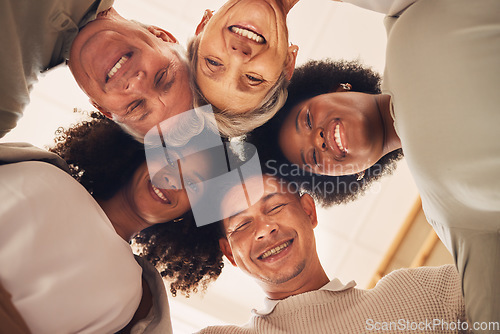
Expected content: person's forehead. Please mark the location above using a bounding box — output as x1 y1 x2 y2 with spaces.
221 175 291 216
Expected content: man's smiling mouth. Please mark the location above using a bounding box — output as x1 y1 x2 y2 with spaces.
106 53 131 82
259 240 292 260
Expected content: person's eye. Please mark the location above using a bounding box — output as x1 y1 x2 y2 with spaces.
307 148 319 168
246 74 264 86
155 68 167 87
312 150 319 167
205 58 222 71
268 203 286 215
207 58 221 66
234 220 251 232
127 100 144 115
305 109 312 129
155 67 175 93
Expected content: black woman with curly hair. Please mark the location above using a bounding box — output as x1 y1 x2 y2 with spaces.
0 112 224 333
50 112 225 297
246 59 403 207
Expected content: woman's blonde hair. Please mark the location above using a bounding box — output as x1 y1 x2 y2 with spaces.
187 35 290 138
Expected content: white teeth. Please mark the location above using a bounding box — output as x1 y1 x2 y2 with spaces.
334 124 346 152
230 26 265 43
260 241 291 259
151 184 168 202
107 55 129 80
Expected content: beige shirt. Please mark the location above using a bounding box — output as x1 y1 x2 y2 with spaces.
197 265 466 334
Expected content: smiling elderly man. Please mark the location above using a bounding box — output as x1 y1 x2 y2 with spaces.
197 173 468 334
0 0 192 138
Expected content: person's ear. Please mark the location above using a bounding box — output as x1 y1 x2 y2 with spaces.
332 83 352 93
147 26 178 43
98 7 118 20
219 237 237 267
299 193 318 229
284 44 299 80
196 10 214 35
90 100 113 119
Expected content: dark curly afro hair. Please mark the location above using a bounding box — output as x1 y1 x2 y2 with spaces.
50 112 224 297
246 59 403 206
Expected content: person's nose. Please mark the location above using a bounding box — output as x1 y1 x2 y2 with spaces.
124 71 147 93
153 169 182 191
255 218 279 241
228 39 252 60
313 128 328 152
163 174 180 190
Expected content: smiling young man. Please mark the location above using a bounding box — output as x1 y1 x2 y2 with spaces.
197 173 467 334
0 0 191 138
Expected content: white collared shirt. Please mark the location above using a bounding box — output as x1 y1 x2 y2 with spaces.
253 278 357 316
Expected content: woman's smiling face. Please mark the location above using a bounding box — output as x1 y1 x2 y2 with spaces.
195 0 296 113
123 144 217 226
124 162 191 225
278 92 387 176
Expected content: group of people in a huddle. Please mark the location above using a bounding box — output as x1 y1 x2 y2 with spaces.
1 0 498 333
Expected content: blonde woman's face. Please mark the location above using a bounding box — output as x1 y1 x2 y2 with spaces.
196 0 296 113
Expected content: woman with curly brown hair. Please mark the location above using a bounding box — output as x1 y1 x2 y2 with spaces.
0 113 224 333
246 59 403 207
50 112 225 295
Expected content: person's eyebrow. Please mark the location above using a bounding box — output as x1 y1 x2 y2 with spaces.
295 107 302 134
227 192 279 222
